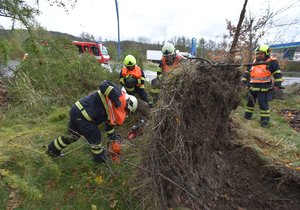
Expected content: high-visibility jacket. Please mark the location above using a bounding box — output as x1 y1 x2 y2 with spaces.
161 54 183 71
241 57 283 92
249 58 272 83
120 65 145 88
104 90 127 126
77 80 127 126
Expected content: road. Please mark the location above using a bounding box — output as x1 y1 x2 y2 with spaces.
144 70 157 82
0 60 20 77
283 77 300 86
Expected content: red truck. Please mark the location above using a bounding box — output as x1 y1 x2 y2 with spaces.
72 41 110 67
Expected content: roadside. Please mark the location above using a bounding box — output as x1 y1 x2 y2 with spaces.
0 60 20 77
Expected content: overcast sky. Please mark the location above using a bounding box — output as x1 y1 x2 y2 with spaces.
2 0 300 44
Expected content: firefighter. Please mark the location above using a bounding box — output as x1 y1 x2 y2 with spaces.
47 80 138 163
157 42 184 77
120 54 149 103
242 45 283 127
151 43 185 89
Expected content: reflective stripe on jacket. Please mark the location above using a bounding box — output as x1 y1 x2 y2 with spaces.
250 58 272 83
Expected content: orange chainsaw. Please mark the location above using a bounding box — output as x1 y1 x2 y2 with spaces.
107 134 123 162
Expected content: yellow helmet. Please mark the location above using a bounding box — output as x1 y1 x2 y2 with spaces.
255 45 270 56
124 55 136 67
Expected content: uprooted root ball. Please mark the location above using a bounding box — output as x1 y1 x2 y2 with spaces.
136 61 240 209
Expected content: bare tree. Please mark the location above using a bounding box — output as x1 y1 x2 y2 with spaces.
225 0 300 62
137 36 150 44
80 32 95 41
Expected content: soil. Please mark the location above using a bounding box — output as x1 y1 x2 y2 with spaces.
280 109 300 132
135 60 300 210
0 84 7 106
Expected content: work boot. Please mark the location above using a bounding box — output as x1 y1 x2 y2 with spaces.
93 151 110 164
260 120 269 128
47 143 63 157
244 115 252 120
47 149 63 158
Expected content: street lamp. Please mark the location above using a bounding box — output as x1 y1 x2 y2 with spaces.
115 0 121 61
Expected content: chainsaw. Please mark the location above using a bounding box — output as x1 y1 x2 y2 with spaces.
107 134 123 163
127 117 146 140
107 118 147 162
108 140 122 162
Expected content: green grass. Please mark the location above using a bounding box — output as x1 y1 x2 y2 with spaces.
233 94 300 167
0 105 142 209
143 61 160 72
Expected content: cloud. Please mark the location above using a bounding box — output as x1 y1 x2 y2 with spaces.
1 0 299 43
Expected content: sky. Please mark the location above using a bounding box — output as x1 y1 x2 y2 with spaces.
2 0 300 44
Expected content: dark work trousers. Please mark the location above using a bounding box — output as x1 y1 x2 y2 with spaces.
127 86 149 103
68 105 102 145
244 91 271 123
48 105 105 161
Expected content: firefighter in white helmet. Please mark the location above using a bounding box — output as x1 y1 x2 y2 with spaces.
157 42 184 77
47 80 138 163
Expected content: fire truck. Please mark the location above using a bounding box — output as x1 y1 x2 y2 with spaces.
72 41 110 67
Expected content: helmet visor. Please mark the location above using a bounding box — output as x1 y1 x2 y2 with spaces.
126 99 132 113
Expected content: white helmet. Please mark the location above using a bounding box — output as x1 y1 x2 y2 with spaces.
162 42 175 56
125 94 138 112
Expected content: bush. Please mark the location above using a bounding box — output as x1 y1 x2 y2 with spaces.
285 61 300 72
8 36 118 106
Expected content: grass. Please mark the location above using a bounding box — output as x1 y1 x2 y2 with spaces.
0 104 142 209
282 71 300 77
143 61 160 72
233 94 300 168
0 91 300 209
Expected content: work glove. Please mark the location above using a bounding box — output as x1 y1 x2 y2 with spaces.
241 79 248 86
274 82 283 89
151 77 161 88
241 80 250 90
125 76 137 88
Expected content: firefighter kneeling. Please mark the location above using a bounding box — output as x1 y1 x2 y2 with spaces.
47 80 138 163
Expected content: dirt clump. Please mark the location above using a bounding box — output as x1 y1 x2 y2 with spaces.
135 60 300 210
280 109 300 132
0 84 8 106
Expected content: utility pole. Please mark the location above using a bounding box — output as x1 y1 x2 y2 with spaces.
115 0 121 61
